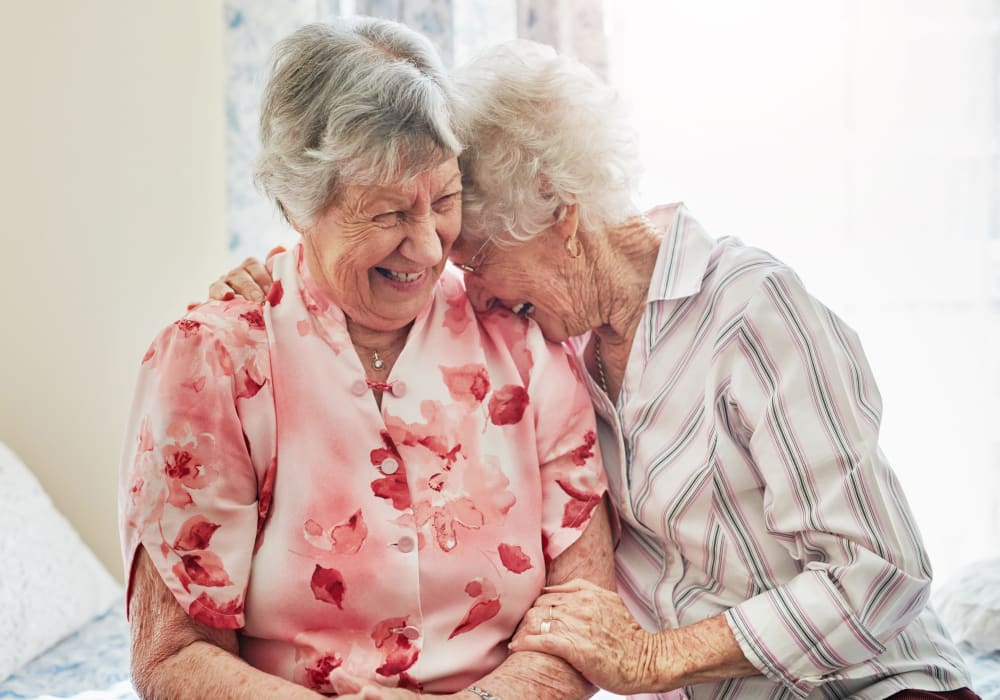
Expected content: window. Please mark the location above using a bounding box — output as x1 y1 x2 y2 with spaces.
225 0 1000 587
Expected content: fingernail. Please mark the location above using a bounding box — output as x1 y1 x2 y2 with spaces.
223 292 235 301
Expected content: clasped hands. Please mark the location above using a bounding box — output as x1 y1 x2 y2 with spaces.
509 578 664 696
323 579 664 698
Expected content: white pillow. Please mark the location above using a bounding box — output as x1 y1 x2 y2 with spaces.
0 441 122 683
933 558 1000 653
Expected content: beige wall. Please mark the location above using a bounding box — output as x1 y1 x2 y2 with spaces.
0 1 228 581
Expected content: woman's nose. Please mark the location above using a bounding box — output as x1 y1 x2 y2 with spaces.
402 215 443 267
463 275 497 313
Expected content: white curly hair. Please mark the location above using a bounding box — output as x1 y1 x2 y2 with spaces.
452 39 641 246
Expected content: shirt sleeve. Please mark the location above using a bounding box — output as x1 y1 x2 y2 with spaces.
118 307 272 629
524 325 608 562
721 267 934 697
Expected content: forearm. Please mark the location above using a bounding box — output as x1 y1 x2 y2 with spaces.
135 640 323 700
436 650 594 700
639 614 757 693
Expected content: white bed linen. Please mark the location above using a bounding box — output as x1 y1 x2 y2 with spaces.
0 442 121 684
0 596 135 699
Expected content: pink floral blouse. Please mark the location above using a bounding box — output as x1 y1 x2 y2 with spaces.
119 245 606 694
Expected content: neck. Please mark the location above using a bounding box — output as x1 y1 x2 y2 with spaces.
347 321 411 354
587 215 662 351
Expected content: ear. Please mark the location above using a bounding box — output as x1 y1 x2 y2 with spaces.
552 201 579 242
278 201 306 235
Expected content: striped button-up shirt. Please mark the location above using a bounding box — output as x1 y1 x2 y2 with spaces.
570 205 970 699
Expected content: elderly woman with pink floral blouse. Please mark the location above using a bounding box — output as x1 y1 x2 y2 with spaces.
118 19 612 700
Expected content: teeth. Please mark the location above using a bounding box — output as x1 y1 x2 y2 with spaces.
512 302 534 317
383 269 423 283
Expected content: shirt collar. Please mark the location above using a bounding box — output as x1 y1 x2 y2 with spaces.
645 203 716 303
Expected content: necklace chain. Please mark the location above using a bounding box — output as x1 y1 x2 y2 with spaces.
593 337 610 396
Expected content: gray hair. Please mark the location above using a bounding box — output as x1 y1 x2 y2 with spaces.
254 18 461 228
452 40 640 246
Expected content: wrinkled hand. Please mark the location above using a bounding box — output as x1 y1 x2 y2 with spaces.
508 578 660 695
208 246 282 302
326 668 422 699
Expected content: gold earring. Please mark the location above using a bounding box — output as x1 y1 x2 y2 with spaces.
564 236 582 259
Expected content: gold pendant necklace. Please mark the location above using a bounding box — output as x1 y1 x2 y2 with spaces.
371 349 385 371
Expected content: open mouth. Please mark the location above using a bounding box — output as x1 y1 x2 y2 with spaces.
376 268 425 284
512 302 534 318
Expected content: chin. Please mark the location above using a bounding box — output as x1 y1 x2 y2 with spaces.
533 321 567 344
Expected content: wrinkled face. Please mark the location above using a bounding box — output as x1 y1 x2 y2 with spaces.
301 158 462 332
450 229 581 343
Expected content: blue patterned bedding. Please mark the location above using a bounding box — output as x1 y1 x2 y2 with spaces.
0 599 995 699
0 597 136 700
965 644 1000 700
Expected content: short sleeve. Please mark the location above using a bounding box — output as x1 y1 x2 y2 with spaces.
525 325 608 562
119 307 272 629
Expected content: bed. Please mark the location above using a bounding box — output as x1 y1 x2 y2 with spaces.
1 439 996 699
0 442 136 700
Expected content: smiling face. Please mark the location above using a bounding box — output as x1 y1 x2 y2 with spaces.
300 158 463 333
451 220 591 344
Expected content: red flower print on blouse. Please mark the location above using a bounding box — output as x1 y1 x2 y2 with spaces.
371 472 410 511
413 497 483 552
488 385 529 426
266 279 284 306
302 509 368 555
557 471 602 529
442 278 472 336
310 564 346 608
304 653 343 690
498 543 533 573
440 364 490 404
383 404 516 552
482 311 534 381
450 578 501 639
370 432 411 510
569 429 597 466
172 515 220 551
174 319 201 338
172 550 233 591
161 433 220 509
239 309 264 329
188 592 243 629
372 617 420 676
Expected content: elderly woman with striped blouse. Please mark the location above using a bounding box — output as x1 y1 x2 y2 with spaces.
217 40 978 700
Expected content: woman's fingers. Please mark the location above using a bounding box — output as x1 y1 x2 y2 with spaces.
511 629 577 656
222 266 266 302
514 584 657 694
208 278 236 301
207 256 274 302
241 257 273 295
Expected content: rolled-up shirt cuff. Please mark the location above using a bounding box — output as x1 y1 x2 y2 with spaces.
724 569 886 697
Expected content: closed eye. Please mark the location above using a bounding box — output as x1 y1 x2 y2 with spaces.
433 191 461 213
373 211 405 226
